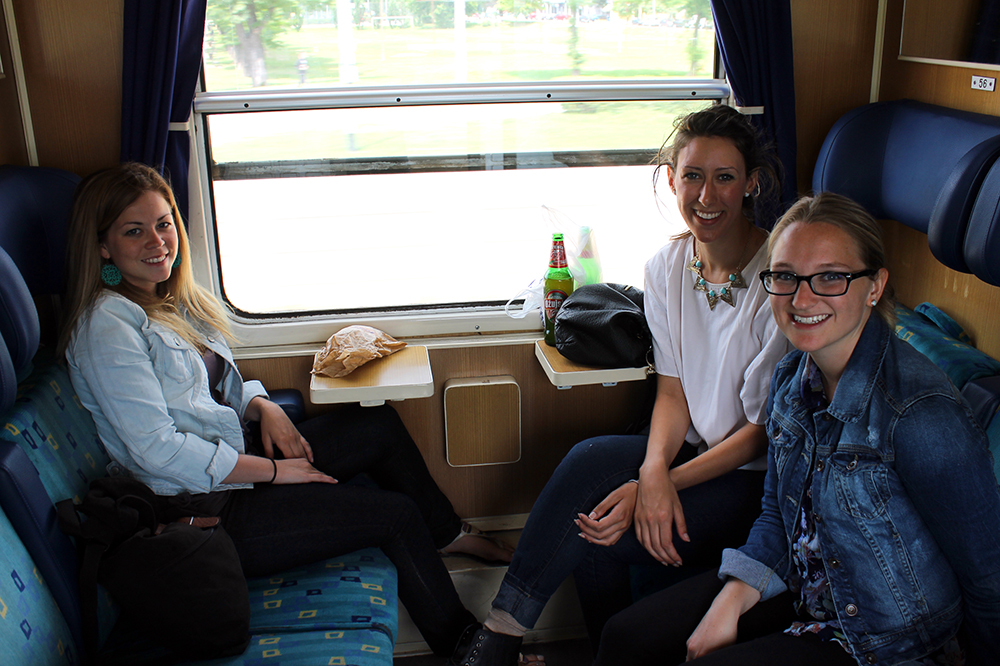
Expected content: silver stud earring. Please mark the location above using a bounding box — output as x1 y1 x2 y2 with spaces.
871 300 877 307
744 192 751 198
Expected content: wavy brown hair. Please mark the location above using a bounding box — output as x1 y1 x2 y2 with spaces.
653 103 780 227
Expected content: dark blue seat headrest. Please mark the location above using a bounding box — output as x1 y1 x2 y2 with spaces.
813 100 1000 272
0 330 15 414
0 245 39 380
964 158 1000 286
0 165 80 295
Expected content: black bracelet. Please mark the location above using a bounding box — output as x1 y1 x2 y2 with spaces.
268 458 278 483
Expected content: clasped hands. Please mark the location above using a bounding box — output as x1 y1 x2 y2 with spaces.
574 468 689 566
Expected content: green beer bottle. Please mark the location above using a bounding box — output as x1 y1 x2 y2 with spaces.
543 233 574 346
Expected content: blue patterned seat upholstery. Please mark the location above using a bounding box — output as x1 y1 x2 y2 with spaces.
205 627 394 666
1 350 111 505
0 506 78 665
893 303 1000 390
248 549 397 640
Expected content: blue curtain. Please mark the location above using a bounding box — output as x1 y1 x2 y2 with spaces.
120 0 208 221
711 0 798 229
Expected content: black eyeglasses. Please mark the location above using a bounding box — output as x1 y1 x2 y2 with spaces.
758 269 877 297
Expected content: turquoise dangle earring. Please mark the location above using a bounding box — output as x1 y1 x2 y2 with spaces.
101 263 122 286
172 253 181 268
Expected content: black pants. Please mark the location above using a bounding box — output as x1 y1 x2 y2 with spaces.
594 569 856 666
219 404 475 656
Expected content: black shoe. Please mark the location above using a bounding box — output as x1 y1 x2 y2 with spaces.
449 626 523 666
447 623 481 665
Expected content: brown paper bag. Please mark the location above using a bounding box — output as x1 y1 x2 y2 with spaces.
311 325 406 378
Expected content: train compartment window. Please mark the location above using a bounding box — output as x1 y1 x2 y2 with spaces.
194 3 726 327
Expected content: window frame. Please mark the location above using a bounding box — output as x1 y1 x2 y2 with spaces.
190 75 731 350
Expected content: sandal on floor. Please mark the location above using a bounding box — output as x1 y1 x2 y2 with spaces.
439 522 515 565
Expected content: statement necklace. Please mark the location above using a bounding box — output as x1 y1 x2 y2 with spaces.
686 232 754 310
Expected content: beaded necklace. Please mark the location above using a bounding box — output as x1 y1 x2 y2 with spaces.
685 229 755 310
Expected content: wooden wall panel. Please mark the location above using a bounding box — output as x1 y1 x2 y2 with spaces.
238 344 648 519
12 0 121 175
0 5 28 165
880 0 1000 116
790 0 880 196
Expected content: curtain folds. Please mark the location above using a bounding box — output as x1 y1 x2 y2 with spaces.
120 0 207 220
711 0 798 229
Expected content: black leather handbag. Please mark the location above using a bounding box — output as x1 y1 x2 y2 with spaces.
554 283 652 368
57 477 250 661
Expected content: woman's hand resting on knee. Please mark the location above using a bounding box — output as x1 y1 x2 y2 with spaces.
224 453 337 485
273 458 337 485
575 481 639 546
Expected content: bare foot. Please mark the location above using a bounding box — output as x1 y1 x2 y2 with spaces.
520 653 545 664
441 526 515 563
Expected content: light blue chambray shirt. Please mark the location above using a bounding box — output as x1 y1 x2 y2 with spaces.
66 292 268 496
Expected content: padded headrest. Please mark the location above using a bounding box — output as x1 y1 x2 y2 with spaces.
0 330 14 414
963 157 1000 286
813 100 1000 272
0 165 80 295
0 245 40 379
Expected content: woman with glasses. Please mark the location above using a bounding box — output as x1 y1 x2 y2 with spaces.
453 104 791 665
595 192 1000 665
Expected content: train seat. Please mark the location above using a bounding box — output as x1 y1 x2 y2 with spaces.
813 99 1000 272
0 166 397 664
0 492 78 665
963 154 1000 286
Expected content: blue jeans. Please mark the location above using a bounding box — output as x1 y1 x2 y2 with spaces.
219 404 475 657
493 435 765 645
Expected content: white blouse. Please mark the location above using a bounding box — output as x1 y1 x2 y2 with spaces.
644 235 790 470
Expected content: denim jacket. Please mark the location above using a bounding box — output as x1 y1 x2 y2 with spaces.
719 316 1000 666
66 292 267 495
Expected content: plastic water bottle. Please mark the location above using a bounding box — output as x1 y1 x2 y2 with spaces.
576 226 603 287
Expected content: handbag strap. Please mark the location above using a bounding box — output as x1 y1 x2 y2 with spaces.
56 498 108 665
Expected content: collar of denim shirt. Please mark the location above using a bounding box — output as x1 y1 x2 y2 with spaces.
817 315 891 425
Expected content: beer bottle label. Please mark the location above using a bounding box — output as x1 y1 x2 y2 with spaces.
544 289 568 321
549 243 567 268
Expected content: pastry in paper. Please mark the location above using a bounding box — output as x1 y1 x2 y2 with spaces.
311 325 406 378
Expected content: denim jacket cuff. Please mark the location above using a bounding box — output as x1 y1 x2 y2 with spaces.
239 380 269 419
719 548 788 601
207 440 241 490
